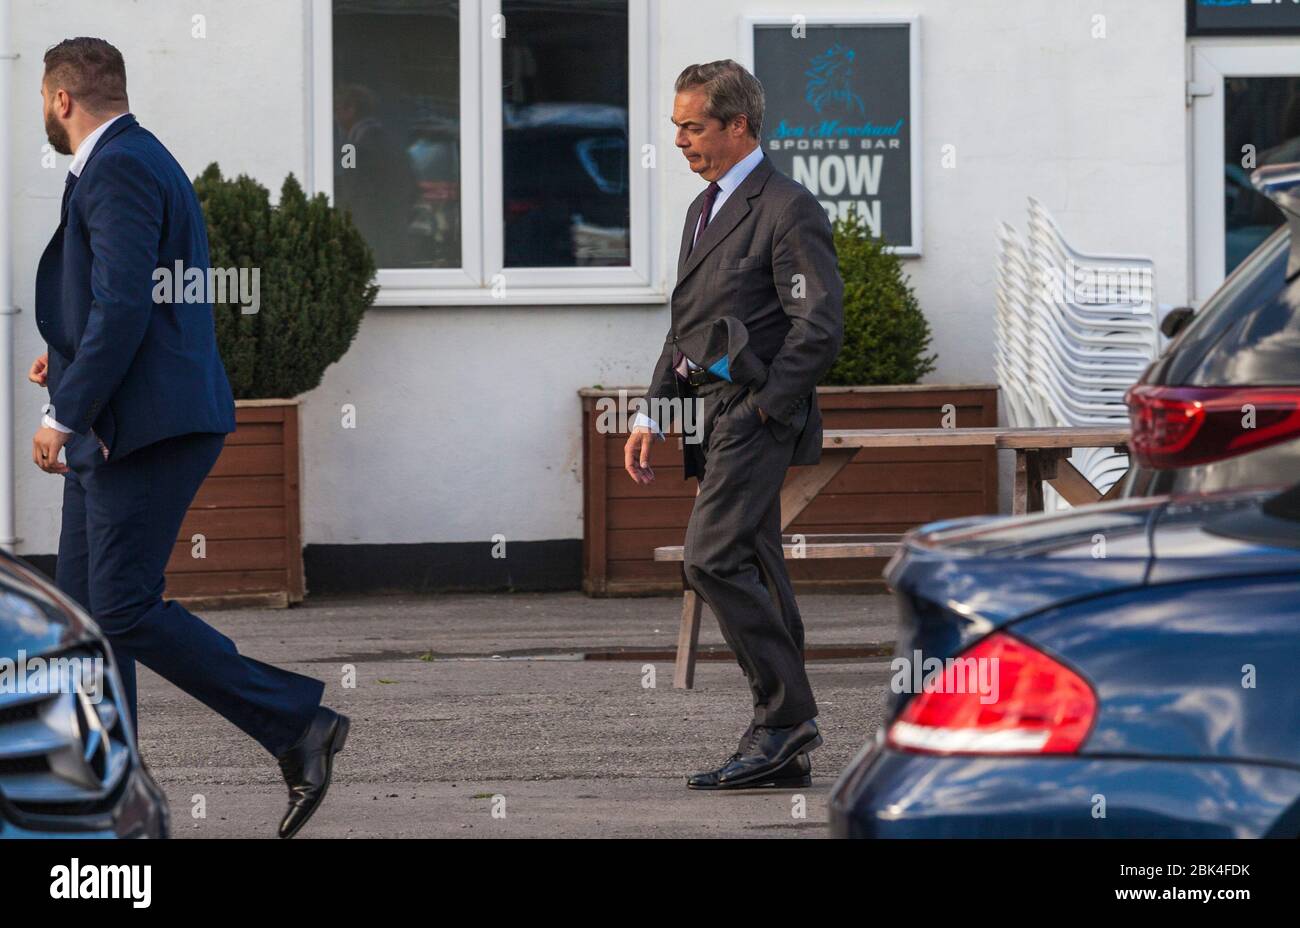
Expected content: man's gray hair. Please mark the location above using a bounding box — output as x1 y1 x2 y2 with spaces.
675 59 764 138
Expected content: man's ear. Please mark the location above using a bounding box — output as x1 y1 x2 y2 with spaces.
50 87 72 118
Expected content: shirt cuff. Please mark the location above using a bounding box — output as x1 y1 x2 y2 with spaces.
631 411 665 440
42 414 73 433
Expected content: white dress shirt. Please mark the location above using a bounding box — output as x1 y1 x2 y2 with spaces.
633 145 766 439
42 113 129 436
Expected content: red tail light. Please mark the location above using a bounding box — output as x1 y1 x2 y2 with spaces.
886 632 1096 755
1125 384 1300 469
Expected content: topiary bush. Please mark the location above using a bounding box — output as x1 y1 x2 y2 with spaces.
822 205 937 385
193 163 379 399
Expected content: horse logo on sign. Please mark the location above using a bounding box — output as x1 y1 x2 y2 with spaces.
804 44 866 116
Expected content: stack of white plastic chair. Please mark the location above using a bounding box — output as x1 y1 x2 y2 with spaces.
995 199 1162 510
994 224 1041 428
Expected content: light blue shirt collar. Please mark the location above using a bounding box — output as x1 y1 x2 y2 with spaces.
714 145 765 197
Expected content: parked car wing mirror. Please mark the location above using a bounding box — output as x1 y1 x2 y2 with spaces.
1160 306 1195 339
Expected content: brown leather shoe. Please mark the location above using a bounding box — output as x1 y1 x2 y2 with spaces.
275 707 349 839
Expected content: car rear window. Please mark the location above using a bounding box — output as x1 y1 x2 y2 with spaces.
1156 226 1300 386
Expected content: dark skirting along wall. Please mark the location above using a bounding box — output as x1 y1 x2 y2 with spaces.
20 539 583 600
301 540 583 594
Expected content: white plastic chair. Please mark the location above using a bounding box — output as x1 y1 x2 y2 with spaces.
996 200 1154 510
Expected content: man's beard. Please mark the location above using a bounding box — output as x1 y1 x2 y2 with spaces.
45 108 72 156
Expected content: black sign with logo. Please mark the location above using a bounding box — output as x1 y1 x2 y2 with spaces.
1188 0 1300 36
749 18 920 253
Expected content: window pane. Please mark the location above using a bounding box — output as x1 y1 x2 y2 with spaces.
1222 76 1300 274
333 0 461 269
502 0 630 268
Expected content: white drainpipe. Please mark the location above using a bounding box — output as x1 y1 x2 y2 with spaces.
0 8 18 554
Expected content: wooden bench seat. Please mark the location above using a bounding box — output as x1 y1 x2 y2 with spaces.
654 533 902 562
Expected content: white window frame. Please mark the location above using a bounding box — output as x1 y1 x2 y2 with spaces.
737 14 923 257
309 0 660 306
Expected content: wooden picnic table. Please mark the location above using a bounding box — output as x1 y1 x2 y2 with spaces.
816 426 1132 515
659 425 1131 688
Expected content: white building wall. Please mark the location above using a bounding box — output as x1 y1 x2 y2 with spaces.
7 0 1189 556
9 0 311 555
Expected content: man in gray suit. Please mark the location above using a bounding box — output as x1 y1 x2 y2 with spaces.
625 60 844 789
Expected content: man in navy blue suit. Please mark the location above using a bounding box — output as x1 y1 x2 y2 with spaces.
29 37 348 839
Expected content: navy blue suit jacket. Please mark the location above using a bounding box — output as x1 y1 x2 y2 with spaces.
35 114 236 462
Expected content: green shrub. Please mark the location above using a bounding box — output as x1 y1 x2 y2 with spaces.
193 163 379 399
823 206 937 385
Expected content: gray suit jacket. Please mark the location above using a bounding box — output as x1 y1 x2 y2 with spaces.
643 154 844 477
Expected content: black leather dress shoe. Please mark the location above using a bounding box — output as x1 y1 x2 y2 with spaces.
275 706 350 839
714 719 822 788
687 750 811 790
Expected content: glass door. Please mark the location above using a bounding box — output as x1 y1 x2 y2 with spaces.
1190 44 1300 302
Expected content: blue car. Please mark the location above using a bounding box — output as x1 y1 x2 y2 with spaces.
0 551 168 838
829 483 1300 838
830 160 1300 839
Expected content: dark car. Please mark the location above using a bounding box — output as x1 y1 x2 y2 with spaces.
0 551 168 838
829 484 1300 838
503 102 629 267
1125 163 1300 496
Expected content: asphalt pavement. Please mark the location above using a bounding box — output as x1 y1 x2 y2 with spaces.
138 590 898 838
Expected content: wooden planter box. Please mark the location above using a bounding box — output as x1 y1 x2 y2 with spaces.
165 399 305 609
581 384 1000 596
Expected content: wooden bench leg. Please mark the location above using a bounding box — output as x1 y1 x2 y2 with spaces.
779 448 856 530
1013 450 1028 515
1013 449 1045 515
670 449 854 691
673 589 704 689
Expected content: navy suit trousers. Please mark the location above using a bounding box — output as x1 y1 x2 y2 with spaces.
54 430 324 757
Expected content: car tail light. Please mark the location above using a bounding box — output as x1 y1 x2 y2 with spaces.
886 632 1096 755
1126 384 1300 469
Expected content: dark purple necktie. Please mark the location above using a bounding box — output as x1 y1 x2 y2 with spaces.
691 181 722 253
674 181 724 378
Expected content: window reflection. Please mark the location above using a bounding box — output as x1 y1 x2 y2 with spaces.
1223 76 1300 274
333 0 461 269
502 0 630 268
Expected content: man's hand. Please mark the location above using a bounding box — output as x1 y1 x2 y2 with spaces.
32 426 70 474
28 353 48 386
624 427 656 485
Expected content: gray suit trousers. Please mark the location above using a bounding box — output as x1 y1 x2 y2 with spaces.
682 379 818 727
